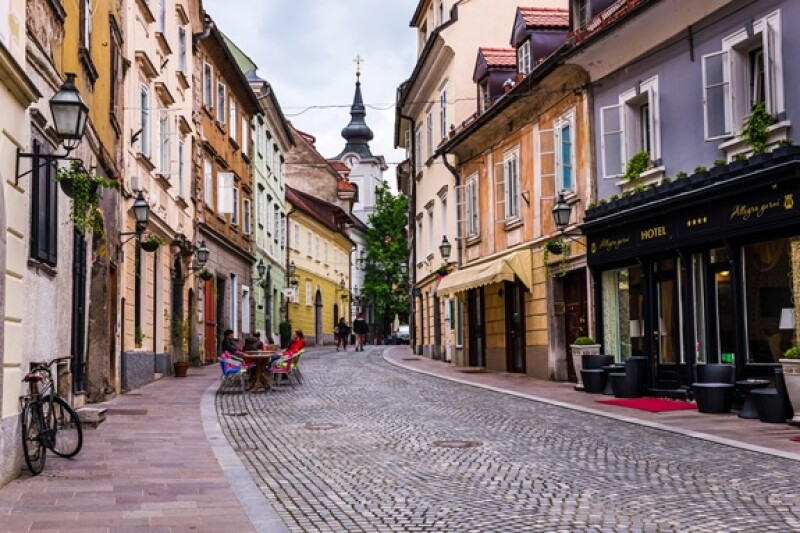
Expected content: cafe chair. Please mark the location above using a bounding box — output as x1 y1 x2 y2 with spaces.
752 368 794 423
291 349 306 385
269 354 298 388
219 355 249 393
691 364 735 414
609 356 648 398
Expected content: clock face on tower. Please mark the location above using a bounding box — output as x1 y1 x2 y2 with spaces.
347 156 358 167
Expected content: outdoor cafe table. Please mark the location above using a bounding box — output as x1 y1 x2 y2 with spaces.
245 350 277 392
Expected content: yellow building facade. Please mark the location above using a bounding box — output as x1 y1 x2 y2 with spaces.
287 187 353 346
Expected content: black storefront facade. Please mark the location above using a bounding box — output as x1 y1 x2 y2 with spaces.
582 148 800 395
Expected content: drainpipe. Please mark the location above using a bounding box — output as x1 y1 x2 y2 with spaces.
440 151 461 363
399 113 418 354
285 204 296 332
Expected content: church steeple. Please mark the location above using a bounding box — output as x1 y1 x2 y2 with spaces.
336 56 374 159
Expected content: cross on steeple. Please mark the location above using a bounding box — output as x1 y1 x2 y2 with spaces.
354 54 364 81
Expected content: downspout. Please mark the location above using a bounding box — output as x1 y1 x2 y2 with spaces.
440 152 461 363
285 204 296 331
399 113 418 354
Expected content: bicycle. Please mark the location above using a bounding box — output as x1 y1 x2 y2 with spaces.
20 356 83 475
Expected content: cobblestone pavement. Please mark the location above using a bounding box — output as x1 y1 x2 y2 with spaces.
217 347 800 532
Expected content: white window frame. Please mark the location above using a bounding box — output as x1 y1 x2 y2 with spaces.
555 112 576 193
415 126 423 172
305 281 312 306
229 99 237 142
503 149 521 221
203 63 213 108
702 10 784 141
82 0 92 49
231 187 240 226
465 173 479 238
204 159 213 206
439 85 448 140
178 27 187 74
177 140 185 198
306 230 312 256
426 108 434 160
242 116 249 157
159 108 170 177
140 84 151 158
518 40 532 76
217 82 226 124
273 205 280 242
243 198 252 236
257 187 266 227
293 223 300 250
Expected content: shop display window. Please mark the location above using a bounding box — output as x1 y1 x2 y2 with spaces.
602 266 644 362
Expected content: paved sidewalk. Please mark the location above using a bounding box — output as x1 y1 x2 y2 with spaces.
0 366 265 533
385 347 800 460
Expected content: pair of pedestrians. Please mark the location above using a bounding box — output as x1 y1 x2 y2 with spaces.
336 314 369 351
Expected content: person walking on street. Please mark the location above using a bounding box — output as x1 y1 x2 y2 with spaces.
353 313 368 352
336 317 351 352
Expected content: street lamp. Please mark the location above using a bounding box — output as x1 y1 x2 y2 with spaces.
552 193 572 231
120 191 151 243
289 261 297 277
196 241 210 266
15 73 90 185
257 259 268 279
49 73 90 153
439 236 452 262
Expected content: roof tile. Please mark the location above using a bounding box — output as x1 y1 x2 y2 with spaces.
480 47 517 69
519 7 569 28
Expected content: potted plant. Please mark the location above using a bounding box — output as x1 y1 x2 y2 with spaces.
436 265 452 278
140 234 164 253
198 269 215 282
570 336 601 390
780 346 800 426
134 327 145 349
55 160 119 234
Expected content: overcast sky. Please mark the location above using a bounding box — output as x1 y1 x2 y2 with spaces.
204 0 417 176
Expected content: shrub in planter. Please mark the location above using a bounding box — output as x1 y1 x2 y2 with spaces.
198 269 215 282
140 235 164 252
781 346 800 426
570 337 601 390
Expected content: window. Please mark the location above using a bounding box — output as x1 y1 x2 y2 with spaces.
517 40 532 76
243 199 251 236
265 138 273 171
217 82 226 124
81 0 92 49
256 121 264 156
307 230 312 256
555 113 575 192
229 99 237 142
440 193 448 240
702 10 783 140
273 205 280 242
503 150 521 221
204 159 213 205
203 63 213 108
177 140 185 198
257 187 265 227
460 173 479 238
140 85 151 157
157 0 165 34
426 108 434 160
439 86 448 139
242 117 249 157
573 0 589 30
479 80 490 113
266 194 273 234
437 0 447 26
324 241 329 264
109 25 122 124
231 187 240 226
159 109 170 176
415 126 422 171
217 172 234 213
178 28 187 74
230 274 238 337
305 281 312 306
294 223 300 249
427 207 434 255
417 218 423 260
602 266 645 362
315 236 320 260
280 215 286 249
600 76 660 178
30 141 58 266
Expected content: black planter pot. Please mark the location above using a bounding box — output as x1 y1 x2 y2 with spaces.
546 242 564 255
689 171 709 188
59 178 99 199
773 145 800 158
727 159 748 172
709 165 727 179
140 240 160 252
199 271 214 282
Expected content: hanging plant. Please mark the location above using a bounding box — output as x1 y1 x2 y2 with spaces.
198 269 215 282
55 160 119 234
741 101 776 155
140 234 164 253
543 238 570 278
436 264 452 277
622 151 653 185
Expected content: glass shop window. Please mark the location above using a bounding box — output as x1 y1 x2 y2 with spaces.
602 266 645 362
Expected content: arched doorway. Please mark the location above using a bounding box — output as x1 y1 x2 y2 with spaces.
315 289 323 345
333 303 339 328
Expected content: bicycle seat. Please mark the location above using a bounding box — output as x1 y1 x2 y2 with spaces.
23 372 43 383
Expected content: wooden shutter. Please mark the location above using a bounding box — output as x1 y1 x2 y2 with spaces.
455 183 466 240
46 158 58 264
539 128 555 194
701 51 731 140
494 159 505 224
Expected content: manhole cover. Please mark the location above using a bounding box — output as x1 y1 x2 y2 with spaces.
402 358 421 361
305 423 341 431
106 408 148 416
225 412 248 417
433 440 482 449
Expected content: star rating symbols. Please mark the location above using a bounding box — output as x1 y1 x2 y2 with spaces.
686 216 708 228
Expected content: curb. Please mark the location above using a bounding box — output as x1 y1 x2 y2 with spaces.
201 379 290 533
383 350 800 463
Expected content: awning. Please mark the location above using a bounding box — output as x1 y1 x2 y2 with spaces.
436 249 533 297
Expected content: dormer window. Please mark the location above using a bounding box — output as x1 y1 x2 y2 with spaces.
573 0 590 30
518 41 532 76
479 79 490 113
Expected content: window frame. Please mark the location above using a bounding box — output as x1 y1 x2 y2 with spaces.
217 82 226 124
30 141 58 266
517 40 532 76
503 148 521 221
554 112 576 193
140 84 151 158
231 187 240 226
203 63 213 109
439 85 448 140
465 173 479 238
204 158 213 206
243 198 251 236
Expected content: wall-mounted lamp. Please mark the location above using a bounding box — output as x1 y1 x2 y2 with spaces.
257 259 269 279
16 73 89 186
120 191 151 244
439 235 452 262
550 192 586 252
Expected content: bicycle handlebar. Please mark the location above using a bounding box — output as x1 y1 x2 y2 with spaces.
29 356 73 374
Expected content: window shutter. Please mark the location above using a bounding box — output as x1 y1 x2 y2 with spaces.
455 183 466 240
702 51 731 140
763 18 777 115
539 128 555 191
495 160 505 224
600 104 623 178
217 172 234 213
47 159 58 264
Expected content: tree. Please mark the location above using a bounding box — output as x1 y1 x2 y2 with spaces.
362 182 409 340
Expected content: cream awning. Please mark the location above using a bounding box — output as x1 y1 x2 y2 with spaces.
436 249 533 297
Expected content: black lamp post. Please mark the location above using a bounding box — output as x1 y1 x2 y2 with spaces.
439 235 452 262
552 193 572 231
196 241 210 266
16 72 90 185
257 259 267 279
132 191 150 232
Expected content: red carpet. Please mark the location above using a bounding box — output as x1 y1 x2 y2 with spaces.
597 397 697 413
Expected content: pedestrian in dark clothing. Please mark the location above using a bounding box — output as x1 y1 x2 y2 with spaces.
221 329 242 356
336 317 351 352
353 313 368 351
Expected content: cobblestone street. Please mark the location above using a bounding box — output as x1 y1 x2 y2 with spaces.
217 347 800 532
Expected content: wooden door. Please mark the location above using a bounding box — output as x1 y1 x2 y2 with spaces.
564 270 588 382
467 288 486 367
505 280 527 373
204 280 216 362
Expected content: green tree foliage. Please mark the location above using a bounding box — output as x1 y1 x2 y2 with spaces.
363 183 409 335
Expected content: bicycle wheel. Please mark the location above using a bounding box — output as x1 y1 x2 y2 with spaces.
47 396 83 458
21 402 46 475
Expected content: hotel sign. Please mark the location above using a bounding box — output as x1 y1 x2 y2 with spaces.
587 183 798 265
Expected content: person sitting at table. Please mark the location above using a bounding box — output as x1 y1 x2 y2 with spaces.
269 330 306 368
221 329 243 356
243 331 265 352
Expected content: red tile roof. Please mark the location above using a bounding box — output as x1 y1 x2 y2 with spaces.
285 186 354 243
480 47 517 69
329 161 352 173
519 7 569 28
336 179 356 193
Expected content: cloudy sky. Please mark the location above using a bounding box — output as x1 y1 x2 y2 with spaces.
204 0 417 174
